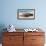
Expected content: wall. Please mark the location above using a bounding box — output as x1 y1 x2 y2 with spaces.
0 0 46 29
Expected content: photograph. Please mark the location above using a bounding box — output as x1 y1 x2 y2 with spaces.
17 9 35 20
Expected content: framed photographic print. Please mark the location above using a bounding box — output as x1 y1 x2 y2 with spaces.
17 9 35 20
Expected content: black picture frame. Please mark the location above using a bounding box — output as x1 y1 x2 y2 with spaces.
17 9 35 20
